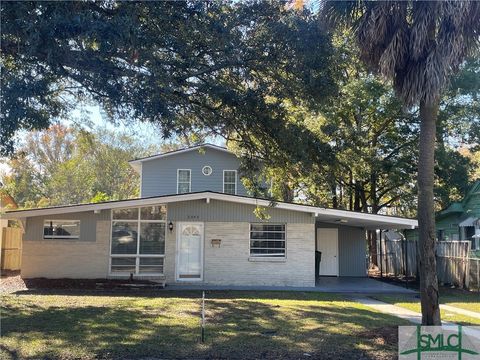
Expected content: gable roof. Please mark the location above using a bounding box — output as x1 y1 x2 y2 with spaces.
129 143 232 172
3 191 418 230
437 180 480 219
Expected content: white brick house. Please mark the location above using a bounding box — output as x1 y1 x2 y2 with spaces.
4 144 417 287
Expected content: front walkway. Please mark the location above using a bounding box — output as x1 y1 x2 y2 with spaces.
352 296 424 324
352 296 454 325
166 277 415 294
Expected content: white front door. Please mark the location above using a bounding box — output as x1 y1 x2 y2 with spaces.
176 222 204 281
316 228 339 276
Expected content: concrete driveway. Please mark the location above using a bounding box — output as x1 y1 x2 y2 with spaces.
315 276 416 294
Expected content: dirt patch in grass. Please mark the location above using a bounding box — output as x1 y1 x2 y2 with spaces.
0 272 27 293
358 326 398 347
1 273 166 294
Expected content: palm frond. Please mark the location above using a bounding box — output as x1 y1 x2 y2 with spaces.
321 0 480 107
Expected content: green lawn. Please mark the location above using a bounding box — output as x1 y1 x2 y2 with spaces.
1 290 410 359
372 291 480 326
438 288 480 313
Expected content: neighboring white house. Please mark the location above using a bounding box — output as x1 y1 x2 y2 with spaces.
4 144 417 287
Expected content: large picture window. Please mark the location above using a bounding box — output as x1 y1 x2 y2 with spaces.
44 220 80 240
177 169 191 193
110 205 166 275
250 224 286 257
223 170 237 195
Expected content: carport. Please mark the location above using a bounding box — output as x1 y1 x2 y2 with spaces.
313 210 417 280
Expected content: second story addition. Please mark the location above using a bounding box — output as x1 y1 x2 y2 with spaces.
129 144 249 198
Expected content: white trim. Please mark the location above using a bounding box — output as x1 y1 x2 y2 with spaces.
5 191 418 229
223 170 237 195
43 219 80 240
249 223 286 258
139 163 143 196
129 144 232 172
202 165 213 176
175 222 204 282
108 205 167 277
177 169 191 194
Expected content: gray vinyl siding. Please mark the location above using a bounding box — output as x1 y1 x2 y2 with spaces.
168 199 314 224
23 199 313 244
24 210 110 242
141 147 249 197
316 222 367 277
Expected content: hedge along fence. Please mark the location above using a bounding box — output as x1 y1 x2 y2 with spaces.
1 227 23 270
376 238 478 291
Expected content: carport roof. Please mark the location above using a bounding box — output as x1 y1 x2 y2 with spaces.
3 191 417 230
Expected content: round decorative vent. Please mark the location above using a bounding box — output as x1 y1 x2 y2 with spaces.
202 166 212 176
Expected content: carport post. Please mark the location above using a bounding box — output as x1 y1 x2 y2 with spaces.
402 231 408 289
379 230 383 278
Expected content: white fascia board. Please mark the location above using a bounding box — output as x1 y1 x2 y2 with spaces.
3 192 212 219
203 193 418 228
4 191 418 228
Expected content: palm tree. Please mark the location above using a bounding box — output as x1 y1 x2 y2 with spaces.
322 1 480 325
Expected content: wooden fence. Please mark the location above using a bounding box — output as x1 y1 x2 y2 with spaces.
376 238 478 290
470 258 480 292
1 227 23 270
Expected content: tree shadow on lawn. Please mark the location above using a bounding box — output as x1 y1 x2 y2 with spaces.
1 291 407 359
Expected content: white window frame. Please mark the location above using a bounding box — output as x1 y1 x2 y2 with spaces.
223 170 237 195
249 223 286 258
109 205 167 276
177 169 191 194
202 165 213 176
43 219 80 240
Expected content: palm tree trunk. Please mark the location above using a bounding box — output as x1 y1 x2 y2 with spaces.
418 100 441 325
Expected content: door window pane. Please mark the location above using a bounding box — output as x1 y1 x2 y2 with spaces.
111 257 136 273
140 223 165 254
111 222 138 254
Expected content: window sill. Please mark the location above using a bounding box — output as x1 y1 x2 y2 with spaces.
248 257 286 263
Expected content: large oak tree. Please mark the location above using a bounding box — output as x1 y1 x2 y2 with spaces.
1 1 335 160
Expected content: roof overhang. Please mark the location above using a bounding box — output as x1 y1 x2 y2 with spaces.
3 191 417 230
459 216 478 227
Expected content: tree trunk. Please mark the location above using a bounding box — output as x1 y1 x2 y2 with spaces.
418 100 441 325
331 181 338 208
